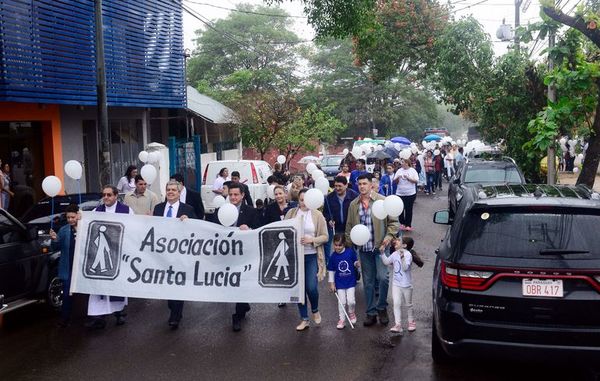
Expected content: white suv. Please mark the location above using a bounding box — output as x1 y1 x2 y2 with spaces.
201 160 273 213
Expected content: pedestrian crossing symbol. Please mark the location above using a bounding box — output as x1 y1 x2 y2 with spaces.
83 221 124 280
259 228 297 288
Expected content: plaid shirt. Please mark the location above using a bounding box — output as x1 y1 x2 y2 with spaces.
358 200 375 252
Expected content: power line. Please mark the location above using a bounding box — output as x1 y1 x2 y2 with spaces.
450 0 492 14
183 0 308 18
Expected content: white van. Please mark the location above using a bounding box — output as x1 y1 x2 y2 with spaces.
201 160 273 213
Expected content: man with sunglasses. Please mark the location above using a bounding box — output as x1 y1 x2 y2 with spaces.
86 185 134 329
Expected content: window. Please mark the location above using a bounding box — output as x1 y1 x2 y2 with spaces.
464 166 522 184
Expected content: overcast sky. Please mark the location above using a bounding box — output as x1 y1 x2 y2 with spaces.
181 0 580 59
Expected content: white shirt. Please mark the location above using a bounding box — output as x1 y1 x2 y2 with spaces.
393 168 418 196
180 187 187 204
381 250 412 287
213 176 226 192
104 202 135 215
297 209 317 255
163 200 180 218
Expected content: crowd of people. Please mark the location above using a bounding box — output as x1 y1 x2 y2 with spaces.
48 142 453 335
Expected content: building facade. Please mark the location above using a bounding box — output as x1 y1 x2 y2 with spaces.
0 0 185 208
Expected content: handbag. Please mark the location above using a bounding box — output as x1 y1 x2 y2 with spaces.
410 249 424 268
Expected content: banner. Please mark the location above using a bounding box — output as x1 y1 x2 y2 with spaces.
70 212 304 303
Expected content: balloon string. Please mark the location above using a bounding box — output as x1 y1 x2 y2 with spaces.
50 196 54 231
77 179 82 205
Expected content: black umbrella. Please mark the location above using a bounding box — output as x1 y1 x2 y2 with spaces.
366 150 392 160
383 147 399 158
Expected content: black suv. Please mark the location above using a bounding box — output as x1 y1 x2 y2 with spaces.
0 208 61 314
448 157 525 220
432 184 600 362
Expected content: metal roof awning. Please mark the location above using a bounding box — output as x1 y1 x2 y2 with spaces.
186 85 237 124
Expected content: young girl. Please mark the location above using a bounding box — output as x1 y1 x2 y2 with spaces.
327 234 359 329
380 236 415 333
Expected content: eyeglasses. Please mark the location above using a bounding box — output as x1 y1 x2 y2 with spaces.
102 193 115 197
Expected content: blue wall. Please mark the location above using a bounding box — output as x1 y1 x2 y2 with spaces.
0 0 185 108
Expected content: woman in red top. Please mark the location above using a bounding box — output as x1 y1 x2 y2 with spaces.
424 151 435 195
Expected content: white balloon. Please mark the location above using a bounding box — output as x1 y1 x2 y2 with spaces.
138 151 149 163
573 167 580 174
153 151 163 163
434 149 441 156
64 160 83 180
218 203 239 226
140 164 157 185
306 162 318 174
342 148 349 155
350 224 370 246
352 146 363 158
277 155 286 164
578 153 584 160
267 184 276 199
146 151 157 163
394 143 401 151
384 195 404 217
376 145 383 151
213 195 226 208
410 147 418 154
400 149 412 160
315 177 330 195
42 176 62 197
304 188 324 210
372 200 387 220
312 169 325 179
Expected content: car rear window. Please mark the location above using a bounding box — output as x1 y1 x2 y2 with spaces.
464 166 522 183
460 210 600 259
323 156 342 166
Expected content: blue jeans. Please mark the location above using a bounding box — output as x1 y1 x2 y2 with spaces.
426 172 435 193
61 278 72 321
323 227 333 265
298 254 319 320
359 249 389 316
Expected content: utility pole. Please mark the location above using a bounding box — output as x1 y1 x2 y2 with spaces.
547 28 557 184
514 0 522 51
95 0 111 187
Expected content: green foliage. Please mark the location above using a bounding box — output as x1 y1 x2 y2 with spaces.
187 4 300 97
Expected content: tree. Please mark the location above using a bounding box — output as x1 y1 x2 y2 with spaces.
301 38 441 141
275 105 346 161
530 2 600 187
187 4 300 102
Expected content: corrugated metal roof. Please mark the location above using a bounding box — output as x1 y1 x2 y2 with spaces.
186 85 237 124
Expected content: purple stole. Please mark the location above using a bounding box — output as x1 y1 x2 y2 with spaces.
95 202 130 214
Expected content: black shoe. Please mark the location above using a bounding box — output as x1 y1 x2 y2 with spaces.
378 309 390 325
116 315 126 326
277 303 286 308
363 315 377 327
85 318 106 330
57 318 70 328
168 320 179 330
232 314 242 332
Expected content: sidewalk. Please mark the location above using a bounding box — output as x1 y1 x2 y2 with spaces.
557 171 600 192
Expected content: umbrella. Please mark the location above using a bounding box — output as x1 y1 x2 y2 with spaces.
424 134 442 142
297 155 321 164
383 147 399 158
391 136 411 145
366 150 392 161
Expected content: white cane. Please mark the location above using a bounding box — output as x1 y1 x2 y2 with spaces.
334 291 355 329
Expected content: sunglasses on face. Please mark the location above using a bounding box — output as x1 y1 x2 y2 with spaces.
102 193 115 197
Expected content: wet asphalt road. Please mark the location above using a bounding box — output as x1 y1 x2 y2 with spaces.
1 191 596 380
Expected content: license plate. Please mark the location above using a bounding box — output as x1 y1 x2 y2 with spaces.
522 279 563 298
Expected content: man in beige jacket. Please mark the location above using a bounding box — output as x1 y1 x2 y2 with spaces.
345 173 399 327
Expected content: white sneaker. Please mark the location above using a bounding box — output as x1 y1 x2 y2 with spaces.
296 320 310 331
390 323 403 333
312 311 322 325
349 312 357 324
336 319 345 329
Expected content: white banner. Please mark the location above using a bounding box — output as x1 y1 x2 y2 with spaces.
70 212 304 304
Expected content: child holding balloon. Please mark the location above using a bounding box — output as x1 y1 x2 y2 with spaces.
380 236 415 334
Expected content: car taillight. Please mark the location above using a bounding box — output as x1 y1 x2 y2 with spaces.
202 165 208 185
250 163 258 184
441 262 459 288
441 262 494 290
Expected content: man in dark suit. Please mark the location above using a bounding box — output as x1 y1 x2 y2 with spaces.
230 171 253 206
153 180 197 330
226 182 259 332
170 173 205 219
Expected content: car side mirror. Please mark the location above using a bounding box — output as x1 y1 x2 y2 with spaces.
433 210 450 225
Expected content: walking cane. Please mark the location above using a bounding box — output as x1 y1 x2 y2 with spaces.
334 291 355 329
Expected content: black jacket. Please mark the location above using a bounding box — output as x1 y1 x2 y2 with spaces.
153 201 197 219
262 201 296 226
182 187 205 219
323 188 359 234
235 203 260 229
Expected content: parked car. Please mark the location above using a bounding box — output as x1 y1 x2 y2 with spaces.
201 160 273 213
321 155 344 184
432 184 600 363
448 157 525 220
0 208 61 314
